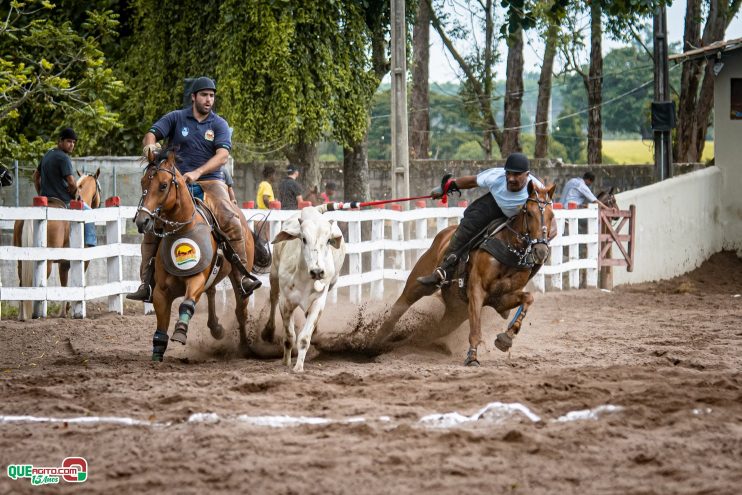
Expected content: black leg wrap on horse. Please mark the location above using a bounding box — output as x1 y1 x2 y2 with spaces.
152 330 169 361
172 299 196 345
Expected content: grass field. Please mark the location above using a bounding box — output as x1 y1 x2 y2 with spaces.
602 140 714 164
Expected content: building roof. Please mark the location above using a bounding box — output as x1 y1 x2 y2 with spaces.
669 36 742 63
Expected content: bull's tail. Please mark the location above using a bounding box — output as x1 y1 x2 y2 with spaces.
19 220 34 320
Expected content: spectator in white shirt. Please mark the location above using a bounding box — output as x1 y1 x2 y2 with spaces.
561 171 607 208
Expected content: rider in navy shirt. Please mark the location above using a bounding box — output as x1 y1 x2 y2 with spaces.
128 77 261 302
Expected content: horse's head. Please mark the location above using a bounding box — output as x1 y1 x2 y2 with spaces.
76 168 101 209
521 181 556 265
597 187 618 209
134 150 184 235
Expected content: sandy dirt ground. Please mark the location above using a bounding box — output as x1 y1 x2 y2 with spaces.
1 252 741 494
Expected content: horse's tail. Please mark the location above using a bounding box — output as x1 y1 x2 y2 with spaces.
20 220 34 320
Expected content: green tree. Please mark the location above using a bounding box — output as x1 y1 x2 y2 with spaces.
0 1 123 165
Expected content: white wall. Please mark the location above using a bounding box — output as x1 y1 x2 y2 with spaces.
714 49 742 252
612 167 723 286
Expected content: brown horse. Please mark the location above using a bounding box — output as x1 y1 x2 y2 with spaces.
133 150 256 361
13 169 101 319
372 181 557 366
597 187 618 209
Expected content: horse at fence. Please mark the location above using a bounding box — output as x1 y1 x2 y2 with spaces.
597 187 618 209
13 169 101 320
371 181 557 366
134 150 262 361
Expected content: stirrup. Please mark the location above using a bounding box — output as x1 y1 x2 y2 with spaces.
417 267 446 287
238 276 262 298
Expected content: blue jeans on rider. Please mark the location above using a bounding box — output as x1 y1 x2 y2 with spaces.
83 203 97 247
188 183 204 201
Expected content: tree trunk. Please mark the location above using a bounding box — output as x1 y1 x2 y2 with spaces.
535 22 558 159
410 0 430 160
343 132 370 202
502 28 524 156
284 140 320 194
676 0 704 162
584 1 603 165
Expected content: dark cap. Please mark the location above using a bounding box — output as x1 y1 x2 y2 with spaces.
59 127 77 141
191 77 217 94
286 164 299 174
325 181 336 190
503 152 529 173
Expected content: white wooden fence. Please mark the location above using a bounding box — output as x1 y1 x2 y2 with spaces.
0 205 598 318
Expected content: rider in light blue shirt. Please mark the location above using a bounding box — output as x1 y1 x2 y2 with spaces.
418 153 556 287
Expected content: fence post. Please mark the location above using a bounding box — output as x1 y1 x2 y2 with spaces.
69 212 86 319
550 215 564 290
348 218 362 303
415 204 427 263
567 215 579 289
586 207 599 288
107 206 124 314
371 217 384 300
32 214 48 317
390 205 405 274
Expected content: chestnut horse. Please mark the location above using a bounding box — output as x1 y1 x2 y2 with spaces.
13 169 101 319
372 181 556 366
134 150 257 361
597 187 618 209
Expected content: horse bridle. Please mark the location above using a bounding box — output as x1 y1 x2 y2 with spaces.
136 158 195 237
505 194 553 264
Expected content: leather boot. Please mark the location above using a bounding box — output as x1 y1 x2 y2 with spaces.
226 238 262 297
127 238 159 302
127 259 155 302
417 253 458 287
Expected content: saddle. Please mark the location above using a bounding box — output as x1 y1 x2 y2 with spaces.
158 199 221 276
450 217 543 302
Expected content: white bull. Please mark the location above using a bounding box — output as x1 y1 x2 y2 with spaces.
263 205 346 372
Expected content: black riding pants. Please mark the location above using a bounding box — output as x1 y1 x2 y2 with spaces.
442 193 505 267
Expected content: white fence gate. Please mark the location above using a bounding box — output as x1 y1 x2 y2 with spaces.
0 205 599 319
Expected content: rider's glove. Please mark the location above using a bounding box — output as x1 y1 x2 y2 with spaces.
142 143 161 160
440 173 460 196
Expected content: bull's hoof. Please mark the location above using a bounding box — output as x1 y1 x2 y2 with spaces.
171 324 188 345
210 324 225 340
495 332 512 352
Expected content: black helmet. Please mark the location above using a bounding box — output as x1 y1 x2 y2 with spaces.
191 77 217 94
503 152 529 173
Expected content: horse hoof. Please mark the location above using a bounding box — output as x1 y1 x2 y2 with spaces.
210 324 225 340
464 358 480 367
152 353 164 362
171 329 187 345
495 333 512 352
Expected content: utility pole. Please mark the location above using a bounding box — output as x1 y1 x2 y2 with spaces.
653 4 673 180
391 0 410 202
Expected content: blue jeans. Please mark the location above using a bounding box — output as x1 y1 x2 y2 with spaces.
83 203 97 247
188 183 204 201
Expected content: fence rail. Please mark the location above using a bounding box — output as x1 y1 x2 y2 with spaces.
0 204 599 318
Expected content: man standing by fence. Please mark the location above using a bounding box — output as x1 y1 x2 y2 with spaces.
278 164 304 210
256 166 275 209
561 172 607 208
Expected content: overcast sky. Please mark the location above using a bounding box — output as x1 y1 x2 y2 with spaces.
426 3 742 83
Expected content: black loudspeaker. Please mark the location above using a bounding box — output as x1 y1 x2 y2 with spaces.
651 101 676 131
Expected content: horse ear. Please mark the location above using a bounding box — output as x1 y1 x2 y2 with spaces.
527 180 535 194
547 183 557 198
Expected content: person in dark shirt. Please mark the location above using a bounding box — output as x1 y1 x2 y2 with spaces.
277 165 304 210
128 77 260 302
33 127 78 204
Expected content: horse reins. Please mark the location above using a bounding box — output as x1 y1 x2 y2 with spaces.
136 158 196 237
